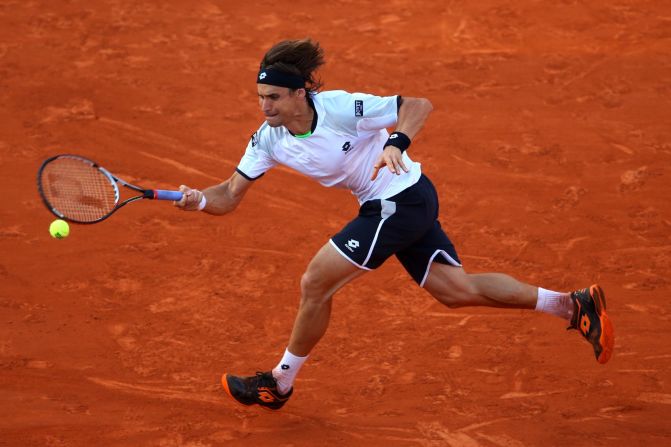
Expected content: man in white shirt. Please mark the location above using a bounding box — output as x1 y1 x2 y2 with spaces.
176 39 614 411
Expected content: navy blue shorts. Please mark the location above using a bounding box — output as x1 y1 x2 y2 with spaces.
330 174 461 286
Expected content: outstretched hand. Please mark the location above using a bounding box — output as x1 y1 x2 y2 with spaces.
371 146 408 181
174 185 204 211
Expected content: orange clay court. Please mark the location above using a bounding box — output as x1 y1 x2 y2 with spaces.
1 1 670 446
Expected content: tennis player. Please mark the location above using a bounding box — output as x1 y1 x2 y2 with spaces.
175 39 614 410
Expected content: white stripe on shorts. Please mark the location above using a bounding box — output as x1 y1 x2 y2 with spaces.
419 249 463 288
362 199 396 267
329 239 373 271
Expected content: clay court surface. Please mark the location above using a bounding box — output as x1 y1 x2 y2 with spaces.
1 0 670 445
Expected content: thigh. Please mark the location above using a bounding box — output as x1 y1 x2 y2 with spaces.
330 198 425 271
330 175 437 271
424 263 526 308
425 262 495 308
329 198 396 270
396 220 462 287
304 241 367 298
423 262 473 302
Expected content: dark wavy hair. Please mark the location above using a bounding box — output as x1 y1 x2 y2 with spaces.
260 39 325 93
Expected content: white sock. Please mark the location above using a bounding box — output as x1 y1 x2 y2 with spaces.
535 288 574 321
272 349 308 395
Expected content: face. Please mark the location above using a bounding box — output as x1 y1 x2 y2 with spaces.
257 84 306 127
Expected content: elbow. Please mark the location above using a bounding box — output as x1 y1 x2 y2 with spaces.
407 97 433 116
401 96 433 116
211 201 238 216
228 197 242 214
421 97 433 114
225 188 248 214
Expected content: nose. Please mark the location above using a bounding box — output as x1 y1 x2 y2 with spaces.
261 98 272 113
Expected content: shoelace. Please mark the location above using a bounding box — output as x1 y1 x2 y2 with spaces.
566 295 581 331
254 371 277 389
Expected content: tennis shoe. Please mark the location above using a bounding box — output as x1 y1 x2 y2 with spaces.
568 284 614 364
221 371 292 410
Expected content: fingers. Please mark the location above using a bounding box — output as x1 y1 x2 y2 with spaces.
388 157 399 175
398 157 409 174
371 163 382 181
174 185 189 207
174 185 202 211
372 147 409 181
388 149 408 175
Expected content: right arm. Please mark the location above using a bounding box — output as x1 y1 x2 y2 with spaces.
175 170 254 215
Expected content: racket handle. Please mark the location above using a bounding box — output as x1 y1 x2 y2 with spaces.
152 190 183 201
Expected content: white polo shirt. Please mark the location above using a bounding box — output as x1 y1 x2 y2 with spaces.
236 90 422 204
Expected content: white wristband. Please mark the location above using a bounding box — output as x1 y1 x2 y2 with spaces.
197 194 207 211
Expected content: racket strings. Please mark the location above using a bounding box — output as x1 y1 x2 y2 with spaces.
40 157 118 222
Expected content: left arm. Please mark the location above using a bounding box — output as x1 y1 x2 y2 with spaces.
371 96 433 180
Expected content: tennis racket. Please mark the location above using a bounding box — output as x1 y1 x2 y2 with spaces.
37 154 183 224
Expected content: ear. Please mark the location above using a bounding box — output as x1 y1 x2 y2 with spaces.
293 88 307 99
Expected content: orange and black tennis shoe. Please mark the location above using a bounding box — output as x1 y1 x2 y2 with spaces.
568 284 614 364
221 371 292 410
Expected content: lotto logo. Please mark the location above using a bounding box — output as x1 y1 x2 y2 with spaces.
346 239 359 252
259 72 267 80
257 391 276 403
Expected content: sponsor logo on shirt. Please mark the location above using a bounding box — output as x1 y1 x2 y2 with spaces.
251 132 258 147
342 141 352 153
354 100 363 117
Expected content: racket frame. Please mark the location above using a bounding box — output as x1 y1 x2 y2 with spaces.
37 154 181 224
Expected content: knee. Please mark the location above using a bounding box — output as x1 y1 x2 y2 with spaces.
439 297 465 309
300 270 330 303
429 276 479 308
435 293 469 308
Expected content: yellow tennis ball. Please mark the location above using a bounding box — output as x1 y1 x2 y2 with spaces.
49 219 70 239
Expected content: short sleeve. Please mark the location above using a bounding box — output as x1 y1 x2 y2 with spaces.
351 92 399 132
236 124 277 180
318 91 399 135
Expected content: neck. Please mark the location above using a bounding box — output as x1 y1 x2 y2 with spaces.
285 99 313 135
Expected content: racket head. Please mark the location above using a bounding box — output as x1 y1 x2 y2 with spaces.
37 154 121 224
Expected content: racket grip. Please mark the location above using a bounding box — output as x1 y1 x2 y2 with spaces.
153 190 183 201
